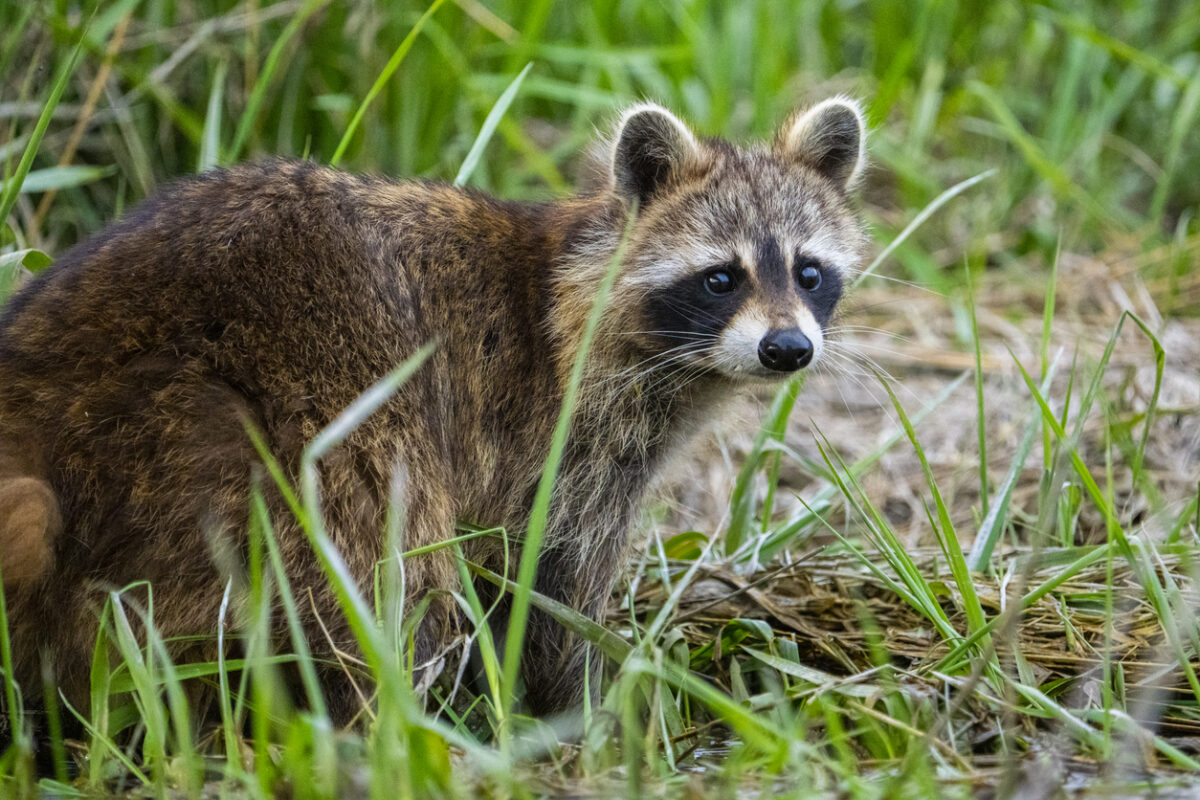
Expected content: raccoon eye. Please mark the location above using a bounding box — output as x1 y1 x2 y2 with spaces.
796 262 823 291
702 268 736 296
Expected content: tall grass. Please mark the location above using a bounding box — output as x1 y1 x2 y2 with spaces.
1 1 1198 797
5 2 1198 266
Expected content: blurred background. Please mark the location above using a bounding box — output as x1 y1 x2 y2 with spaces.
4 1 1198 268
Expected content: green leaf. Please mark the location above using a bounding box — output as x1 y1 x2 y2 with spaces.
3 165 116 195
0 249 52 303
742 647 876 699
857 169 995 284
967 355 1061 571
663 531 708 561
879 377 991 646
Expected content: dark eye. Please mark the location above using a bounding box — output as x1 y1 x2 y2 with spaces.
797 262 823 291
703 268 736 295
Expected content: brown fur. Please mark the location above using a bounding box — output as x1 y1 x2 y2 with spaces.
0 101 868 724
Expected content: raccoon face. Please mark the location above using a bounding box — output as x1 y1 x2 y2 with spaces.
608 98 868 382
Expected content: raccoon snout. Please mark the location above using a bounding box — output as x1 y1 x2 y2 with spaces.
758 329 813 372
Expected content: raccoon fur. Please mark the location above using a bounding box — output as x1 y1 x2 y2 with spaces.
0 98 868 724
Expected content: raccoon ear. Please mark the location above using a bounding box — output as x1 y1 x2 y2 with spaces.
611 103 701 208
779 97 867 190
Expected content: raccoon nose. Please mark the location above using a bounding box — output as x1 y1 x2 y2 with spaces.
758 329 813 372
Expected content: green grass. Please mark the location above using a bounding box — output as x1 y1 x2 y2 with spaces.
2 1 1199 797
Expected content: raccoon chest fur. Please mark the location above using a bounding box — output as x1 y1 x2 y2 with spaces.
0 97 870 721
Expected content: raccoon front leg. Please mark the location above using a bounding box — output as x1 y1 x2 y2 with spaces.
518 543 617 716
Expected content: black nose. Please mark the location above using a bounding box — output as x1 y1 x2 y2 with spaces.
758 329 813 372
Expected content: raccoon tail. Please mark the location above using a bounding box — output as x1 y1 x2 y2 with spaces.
0 474 61 588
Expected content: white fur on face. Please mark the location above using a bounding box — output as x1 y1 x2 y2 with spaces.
794 304 825 365
707 303 826 380
621 239 732 288
710 307 771 378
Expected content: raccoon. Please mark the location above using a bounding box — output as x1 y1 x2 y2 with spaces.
0 98 867 723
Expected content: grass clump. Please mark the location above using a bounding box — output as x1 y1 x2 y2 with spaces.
2 1 1199 797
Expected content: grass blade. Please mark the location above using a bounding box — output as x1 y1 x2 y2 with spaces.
227 0 326 163
0 26 87 227
297 342 437 672
965 261 988 518
725 376 802 556
879 377 990 640
198 59 228 173
330 0 450 166
967 354 1061 570
856 169 995 284
454 63 532 187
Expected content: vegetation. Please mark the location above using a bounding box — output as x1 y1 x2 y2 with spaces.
2 0 1199 796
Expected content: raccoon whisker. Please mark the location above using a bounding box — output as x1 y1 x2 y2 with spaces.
610 337 709 365
820 348 896 384
814 351 881 388
667 369 712 396
843 297 937 315
812 359 879 386
832 373 888 424
613 363 696 396
610 330 719 338
606 341 711 383
822 338 884 365
817 348 873 371
841 270 937 293
824 325 912 342
824 325 908 339
685 347 747 383
809 360 863 424
653 358 718 395
836 350 899 384
631 346 725 395
602 333 722 382
835 372 901 416
652 296 731 329
606 348 714 395
824 323 898 332
653 350 720 376
816 353 892 389
614 354 686 378
829 340 914 356
822 374 885 413
826 340 915 361
820 348 930 408
638 366 692 395
823 334 915 352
